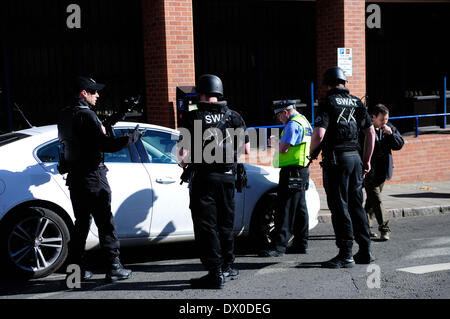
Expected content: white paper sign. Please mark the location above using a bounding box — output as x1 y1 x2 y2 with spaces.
337 48 352 77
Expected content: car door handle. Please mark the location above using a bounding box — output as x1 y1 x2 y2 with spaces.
156 177 176 184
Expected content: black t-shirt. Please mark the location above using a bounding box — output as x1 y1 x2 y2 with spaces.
180 101 248 171
314 87 372 154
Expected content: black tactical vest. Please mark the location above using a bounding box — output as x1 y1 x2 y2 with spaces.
57 105 87 163
191 101 237 171
323 88 365 153
57 101 104 171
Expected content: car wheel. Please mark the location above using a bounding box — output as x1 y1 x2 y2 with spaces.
1 207 70 279
249 193 278 252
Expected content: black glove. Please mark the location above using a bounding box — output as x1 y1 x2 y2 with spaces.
128 125 146 144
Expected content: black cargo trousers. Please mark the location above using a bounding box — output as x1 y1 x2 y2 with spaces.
189 169 236 272
274 166 309 252
322 151 371 257
67 165 120 267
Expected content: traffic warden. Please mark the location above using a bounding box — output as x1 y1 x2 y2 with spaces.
363 104 404 241
310 67 376 268
259 100 312 257
58 76 143 282
178 74 250 289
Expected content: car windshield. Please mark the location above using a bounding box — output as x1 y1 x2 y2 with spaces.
0 132 30 147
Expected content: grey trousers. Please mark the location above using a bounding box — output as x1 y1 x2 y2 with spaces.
364 180 390 232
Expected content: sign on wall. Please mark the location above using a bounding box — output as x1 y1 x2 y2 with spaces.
337 48 352 77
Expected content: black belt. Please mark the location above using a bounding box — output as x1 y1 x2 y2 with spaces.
193 165 235 175
335 150 359 155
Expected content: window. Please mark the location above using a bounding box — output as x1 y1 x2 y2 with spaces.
36 132 133 164
36 141 62 163
104 147 132 163
104 129 133 163
141 130 178 164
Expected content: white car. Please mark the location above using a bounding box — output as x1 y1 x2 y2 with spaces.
0 122 320 279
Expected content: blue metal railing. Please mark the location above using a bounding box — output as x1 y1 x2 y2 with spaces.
248 76 449 149
248 112 450 151
444 76 447 129
389 113 450 138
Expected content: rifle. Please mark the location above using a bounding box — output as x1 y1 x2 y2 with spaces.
102 95 141 137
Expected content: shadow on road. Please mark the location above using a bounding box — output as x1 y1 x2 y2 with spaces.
0 239 279 296
0 231 338 296
307 235 336 241
390 192 450 199
295 262 324 269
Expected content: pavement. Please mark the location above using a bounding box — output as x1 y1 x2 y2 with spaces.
317 180 450 223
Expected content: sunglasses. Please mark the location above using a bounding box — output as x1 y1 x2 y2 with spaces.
86 89 98 95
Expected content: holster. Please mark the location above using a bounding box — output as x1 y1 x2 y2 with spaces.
281 167 309 191
235 163 247 193
180 164 194 185
320 151 338 169
287 177 309 190
57 152 69 174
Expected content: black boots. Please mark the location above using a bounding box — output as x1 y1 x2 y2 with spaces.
322 251 355 269
190 265 240 289
322 249 375 268
105 257 132 283
190 270 225 289
353 250 376 264
222 267 239 281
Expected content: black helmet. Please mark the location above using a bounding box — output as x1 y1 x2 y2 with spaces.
323 67 347 86
196 74 223 98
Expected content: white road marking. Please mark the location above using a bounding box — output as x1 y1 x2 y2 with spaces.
423 237 450 247
411 236 450 247
397 263 450 274
404 247 450 259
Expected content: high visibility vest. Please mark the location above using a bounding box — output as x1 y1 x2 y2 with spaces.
273 114 312 168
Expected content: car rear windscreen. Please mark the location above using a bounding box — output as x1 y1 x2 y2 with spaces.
0 133 30 147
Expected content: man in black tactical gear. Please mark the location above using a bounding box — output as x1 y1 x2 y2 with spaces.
58 76 143 283
310 67 376 268
178 74 249 289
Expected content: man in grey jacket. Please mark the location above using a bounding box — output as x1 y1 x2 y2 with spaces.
364 104 404 241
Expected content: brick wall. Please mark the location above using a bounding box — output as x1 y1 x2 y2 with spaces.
141 0 196 128
141 0 367 128
244 134 450 187
316 0 366 99
387 134 450 184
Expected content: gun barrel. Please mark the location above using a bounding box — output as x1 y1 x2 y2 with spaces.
102 95 142 128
